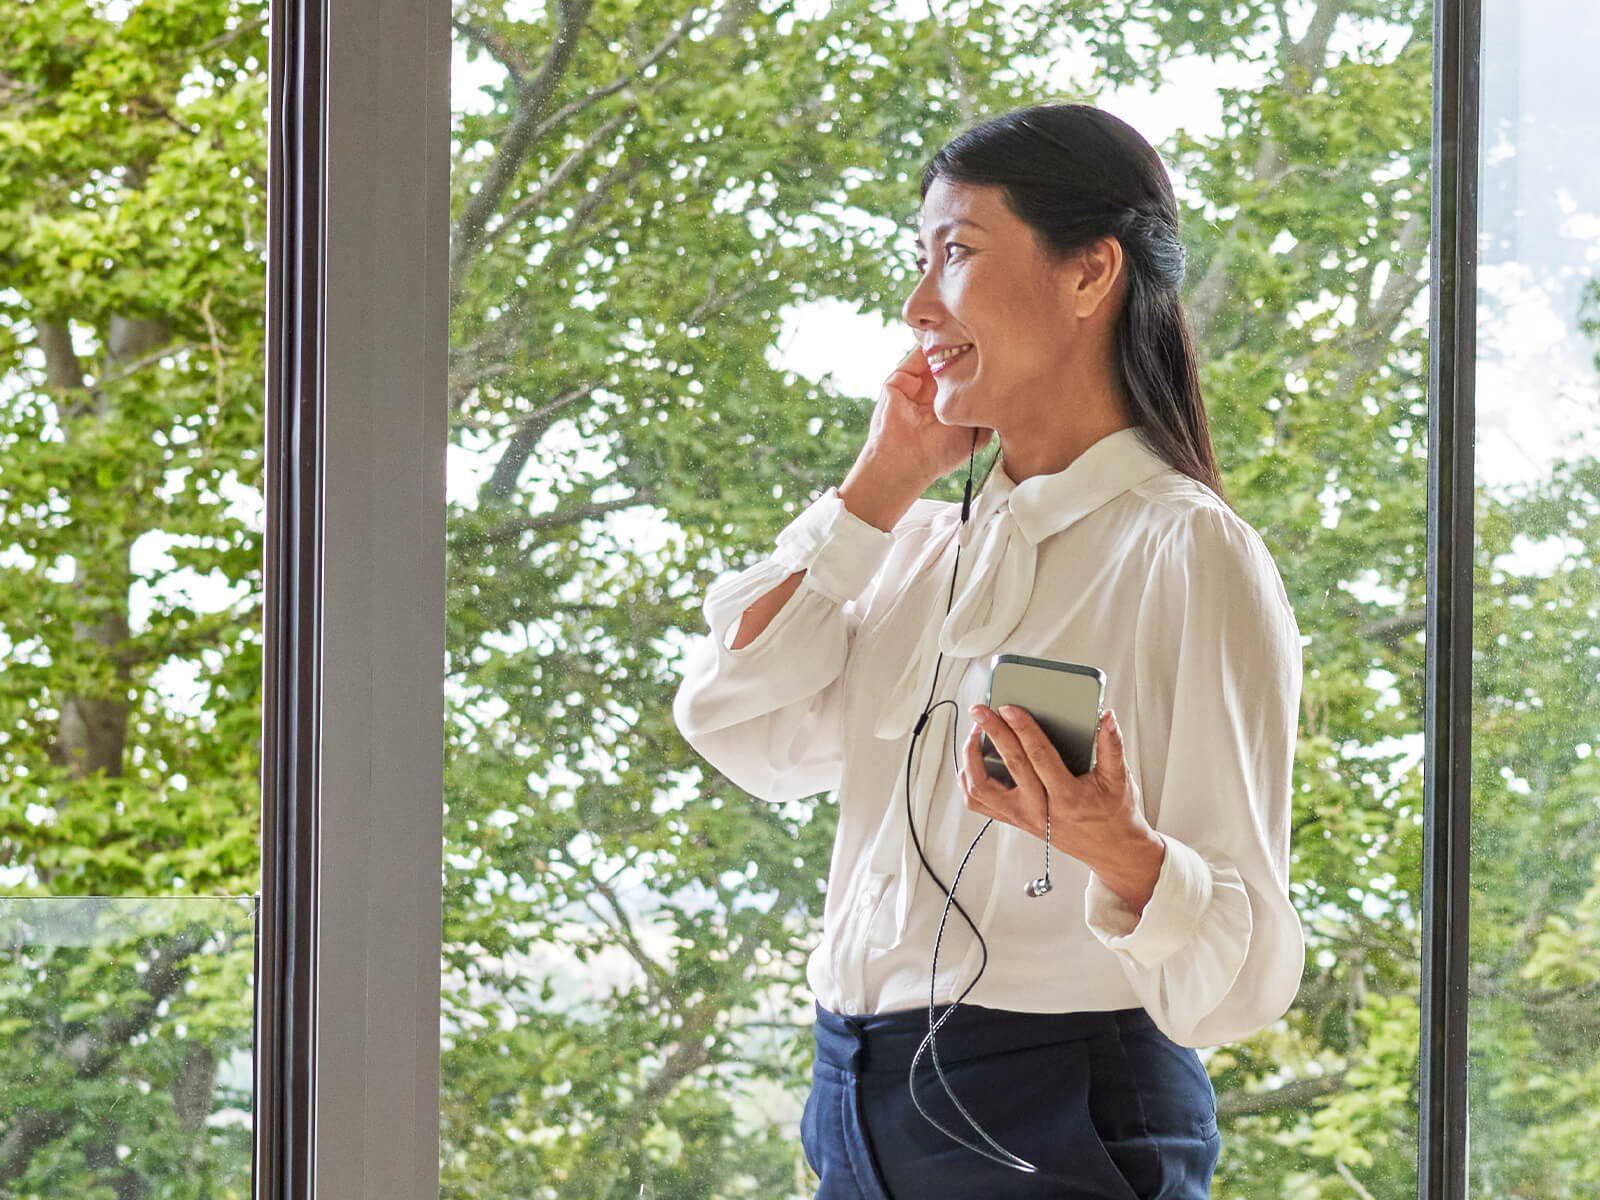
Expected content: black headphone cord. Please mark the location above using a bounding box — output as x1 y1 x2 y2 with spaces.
898 432 1039 1173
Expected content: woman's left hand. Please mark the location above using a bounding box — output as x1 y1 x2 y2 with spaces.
961 704 1166 915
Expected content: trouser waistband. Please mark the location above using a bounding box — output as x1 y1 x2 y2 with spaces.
813 1002 1155 1079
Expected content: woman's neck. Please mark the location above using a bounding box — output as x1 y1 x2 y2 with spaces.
997 398 1131 482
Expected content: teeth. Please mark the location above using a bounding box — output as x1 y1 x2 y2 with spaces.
927 344 972 365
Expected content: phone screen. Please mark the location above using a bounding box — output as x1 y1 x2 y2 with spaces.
982 656 1105 785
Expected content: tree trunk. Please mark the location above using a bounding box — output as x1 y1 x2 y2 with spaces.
57 315 170 782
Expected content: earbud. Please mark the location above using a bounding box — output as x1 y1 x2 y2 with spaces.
1024 877 1052 899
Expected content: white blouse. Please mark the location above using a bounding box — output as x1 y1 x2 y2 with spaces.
672 427 1304 1047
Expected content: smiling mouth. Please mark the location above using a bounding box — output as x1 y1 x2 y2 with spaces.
926 344 973 374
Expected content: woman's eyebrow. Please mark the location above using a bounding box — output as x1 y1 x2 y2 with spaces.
912 217 987 251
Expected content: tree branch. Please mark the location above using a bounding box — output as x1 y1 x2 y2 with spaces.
540 155 648 273
112 603 254 672
452 16 532 87
1283 0 1346 84
482 379 603 501
475 493 656 547
1216 1072 1346 1120
38 321 86 393
584 871 672 1003
519 1 702 154
468 105 636 276
1189 1 1360 346
687 275 761 327
451 0 705 283
451 0 599 271
1335 1155 1380 1200
613 929 765 1148
0 928 207 1185
711 0 760 41
1356 609 1424 646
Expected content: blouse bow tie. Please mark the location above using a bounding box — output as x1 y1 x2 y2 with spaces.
874 498 1039 741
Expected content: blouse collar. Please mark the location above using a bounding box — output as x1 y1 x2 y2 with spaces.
978 425 1175 545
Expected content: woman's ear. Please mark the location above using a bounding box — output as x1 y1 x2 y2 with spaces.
1070 236 1125 320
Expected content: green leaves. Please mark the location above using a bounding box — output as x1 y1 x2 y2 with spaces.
1 0 265 1189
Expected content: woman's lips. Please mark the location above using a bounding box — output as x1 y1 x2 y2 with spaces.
926 344 974 375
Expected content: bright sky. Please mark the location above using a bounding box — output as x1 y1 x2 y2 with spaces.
1474 0 1600 488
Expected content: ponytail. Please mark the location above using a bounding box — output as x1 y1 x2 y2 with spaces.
1112 209 1222 496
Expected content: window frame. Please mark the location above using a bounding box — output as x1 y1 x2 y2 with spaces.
258 0 450 1194
1420 0 1479 1195
256 0 1482 1196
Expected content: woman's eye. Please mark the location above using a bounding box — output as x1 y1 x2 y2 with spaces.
912 243 969 273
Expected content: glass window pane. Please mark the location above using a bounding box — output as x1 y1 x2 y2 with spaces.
442 1 1431 1194
0 898 256 1194
1470 2 1600 1193
0 0 266 1188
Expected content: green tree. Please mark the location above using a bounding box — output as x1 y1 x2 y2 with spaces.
1457 278 1600 1197
0 0 265 1192
439 1 1046 1191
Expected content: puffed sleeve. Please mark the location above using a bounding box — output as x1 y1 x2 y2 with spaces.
1083 504 1305 1046
672 488 894 802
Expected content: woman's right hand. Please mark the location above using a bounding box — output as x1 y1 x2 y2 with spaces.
839 347 993 531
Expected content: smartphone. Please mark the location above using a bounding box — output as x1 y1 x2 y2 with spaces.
981 654 1107 786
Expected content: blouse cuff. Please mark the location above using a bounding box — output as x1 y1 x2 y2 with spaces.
772 488 894 605
1085 835 1215 968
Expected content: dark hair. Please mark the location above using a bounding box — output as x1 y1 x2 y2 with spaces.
922 104 1223 497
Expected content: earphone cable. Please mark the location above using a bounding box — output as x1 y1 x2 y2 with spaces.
913 816 1039 1172
897 434 1039 1173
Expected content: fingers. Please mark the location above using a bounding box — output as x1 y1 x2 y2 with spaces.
962 707 1053 838
960 719 996 796
884 346 930 393
883 349 935 411
896 344 931 376
995 704 1076 790
1092 708 1127 792
883 371 927 406
967 704 1052 796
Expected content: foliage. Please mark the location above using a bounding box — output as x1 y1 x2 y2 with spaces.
4 0 1599 1197
0 899 253 1200
0 0 265 1191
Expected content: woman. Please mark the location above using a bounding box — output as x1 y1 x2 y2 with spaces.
673 105 1303 1199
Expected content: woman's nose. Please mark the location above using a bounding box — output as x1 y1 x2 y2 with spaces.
901 267 940 330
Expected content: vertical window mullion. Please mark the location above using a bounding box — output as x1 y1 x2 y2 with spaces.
260 0 449 1194
259 0 326 1193
1420 0 1481 1196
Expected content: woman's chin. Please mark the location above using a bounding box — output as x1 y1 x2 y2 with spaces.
933 388 981 430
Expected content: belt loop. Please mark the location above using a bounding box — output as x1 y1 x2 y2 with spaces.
846 1014 867 1074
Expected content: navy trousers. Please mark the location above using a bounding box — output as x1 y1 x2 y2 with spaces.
800 1003 1219 1199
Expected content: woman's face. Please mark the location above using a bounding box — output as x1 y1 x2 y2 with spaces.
903 178 1096 442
